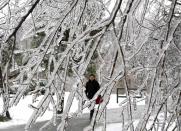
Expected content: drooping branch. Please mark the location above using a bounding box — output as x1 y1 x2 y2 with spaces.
5 0 41 43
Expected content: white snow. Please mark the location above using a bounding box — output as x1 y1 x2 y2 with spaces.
94 120 140 131
95 123 122 131
0 93 127 129
0 95 52 129
0 92 146 129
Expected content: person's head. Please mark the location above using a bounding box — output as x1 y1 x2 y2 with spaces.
89 74 95 81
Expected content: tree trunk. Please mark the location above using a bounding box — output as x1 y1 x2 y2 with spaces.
0 66 10 118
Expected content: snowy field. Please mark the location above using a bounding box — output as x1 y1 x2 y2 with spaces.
0 93 145 130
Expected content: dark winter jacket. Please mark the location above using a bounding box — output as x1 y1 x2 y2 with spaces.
85 80 100 99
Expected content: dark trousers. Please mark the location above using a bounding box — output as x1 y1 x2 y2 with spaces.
90 109 94 120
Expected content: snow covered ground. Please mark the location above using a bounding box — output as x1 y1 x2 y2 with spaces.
0 92 145 130
0 95 52 129
95 123 122 131
94 117 176 131
95 121 139 131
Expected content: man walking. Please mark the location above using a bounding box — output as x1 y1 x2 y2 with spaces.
85 74 100 120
